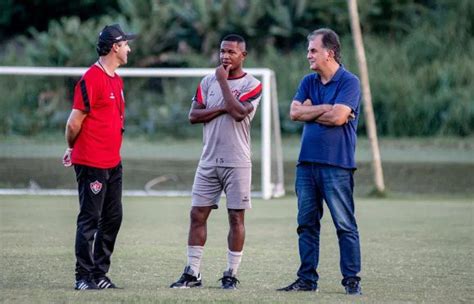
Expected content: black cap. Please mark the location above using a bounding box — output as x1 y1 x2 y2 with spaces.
98 24 137 45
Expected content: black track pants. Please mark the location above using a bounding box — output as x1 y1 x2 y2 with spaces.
74 163 123 280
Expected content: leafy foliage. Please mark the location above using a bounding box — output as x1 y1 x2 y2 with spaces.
0 0 119 40
0 0 472 137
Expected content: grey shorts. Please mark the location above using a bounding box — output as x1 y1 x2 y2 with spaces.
191 166 252 209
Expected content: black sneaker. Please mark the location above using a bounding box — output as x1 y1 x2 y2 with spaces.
95 276 117 289
342 277 362 295
74 279 98 290
277 278 318 292
219 270 239 290
170 266 202 288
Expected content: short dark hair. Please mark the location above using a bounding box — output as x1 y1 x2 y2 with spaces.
308 28 341 64
96 40 113 56
221 34 246 44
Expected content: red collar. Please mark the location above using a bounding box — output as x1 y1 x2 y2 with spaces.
227 73 247 80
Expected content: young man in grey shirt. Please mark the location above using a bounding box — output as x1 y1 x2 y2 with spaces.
170 34 261 290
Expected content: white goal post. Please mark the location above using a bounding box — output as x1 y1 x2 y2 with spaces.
0 66 285 199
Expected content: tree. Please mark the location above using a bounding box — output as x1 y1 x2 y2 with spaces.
348 0 386 195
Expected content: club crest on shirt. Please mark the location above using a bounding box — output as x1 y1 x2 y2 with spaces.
109 92 115 99
90 180 103 195
231 89 241 98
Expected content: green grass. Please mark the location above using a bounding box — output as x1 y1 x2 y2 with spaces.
1 195 473 303
1 134 473 163
1 135 473 195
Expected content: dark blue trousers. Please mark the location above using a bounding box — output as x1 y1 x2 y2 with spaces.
295 162 361 286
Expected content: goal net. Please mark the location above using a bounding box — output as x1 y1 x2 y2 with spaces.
0 66 285 199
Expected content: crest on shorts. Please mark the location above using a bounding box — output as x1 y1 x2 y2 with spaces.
90 180 103 195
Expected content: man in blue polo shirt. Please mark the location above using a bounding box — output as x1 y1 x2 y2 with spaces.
278 28 362 295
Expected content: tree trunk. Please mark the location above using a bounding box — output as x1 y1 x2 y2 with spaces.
347 0 386 195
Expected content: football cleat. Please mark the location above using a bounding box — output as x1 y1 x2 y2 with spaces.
219 270 240 290
74 279 98 290
343 277 362 295
277 278 318 292
95 276 117 289
170 266 202 288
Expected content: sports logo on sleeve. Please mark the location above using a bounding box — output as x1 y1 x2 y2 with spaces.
90 180 103 195
231 89 241 98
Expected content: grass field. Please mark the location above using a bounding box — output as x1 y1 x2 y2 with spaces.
1 136 473 195
1 195 473 303
1 135 473 163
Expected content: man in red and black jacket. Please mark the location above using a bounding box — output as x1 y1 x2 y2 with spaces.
62 24 135 290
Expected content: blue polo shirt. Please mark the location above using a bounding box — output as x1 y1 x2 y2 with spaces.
293 66 361 169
